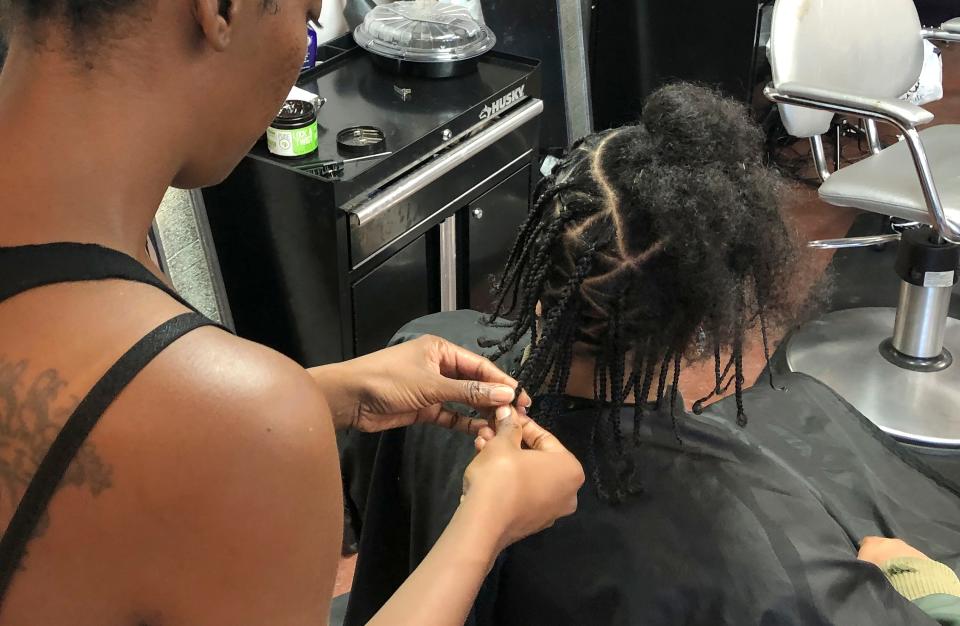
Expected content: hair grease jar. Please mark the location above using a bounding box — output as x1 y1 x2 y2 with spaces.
267 100 319 159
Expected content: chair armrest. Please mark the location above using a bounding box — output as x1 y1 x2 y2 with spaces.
766 82 960 242
922 19 960 42
764 82 935 130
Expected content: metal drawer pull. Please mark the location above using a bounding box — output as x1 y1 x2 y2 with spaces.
350 98 544 226
472 207 484 219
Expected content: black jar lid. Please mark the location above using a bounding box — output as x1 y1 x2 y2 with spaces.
337 125 386 156
272 100 317 129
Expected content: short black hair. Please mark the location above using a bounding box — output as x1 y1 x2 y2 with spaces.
485 83 812 501
1 0 277 41
3 0 148 37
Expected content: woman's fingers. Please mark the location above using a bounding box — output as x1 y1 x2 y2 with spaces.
520 418 564 452
427 407 491 436
516 389 533 409
431 338 532 408
857 536 929 564
489 405 523 448
474 425 495 452
435 338 516 387
436 405 562 457
429 377 518 408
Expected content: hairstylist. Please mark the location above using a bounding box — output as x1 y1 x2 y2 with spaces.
0 1 584 624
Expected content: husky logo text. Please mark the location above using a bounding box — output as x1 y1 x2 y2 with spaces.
479 85 527 120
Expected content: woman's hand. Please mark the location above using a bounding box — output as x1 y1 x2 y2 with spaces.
858 537 930 566
367 406 582 626
309 335 531 433
461 406 584 549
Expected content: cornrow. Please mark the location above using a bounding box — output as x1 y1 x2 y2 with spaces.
482 83 807 503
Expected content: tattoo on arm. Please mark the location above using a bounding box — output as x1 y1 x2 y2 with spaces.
0 356 113 538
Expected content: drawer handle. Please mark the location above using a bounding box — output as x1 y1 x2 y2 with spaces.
472 207 484 220
350 98 544 226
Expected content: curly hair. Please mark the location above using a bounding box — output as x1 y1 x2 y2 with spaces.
485 83 809 501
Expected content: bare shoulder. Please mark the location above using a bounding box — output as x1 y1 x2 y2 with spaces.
91 328 342 624
108 323 339 502
0 286 341 623
151 324 328 421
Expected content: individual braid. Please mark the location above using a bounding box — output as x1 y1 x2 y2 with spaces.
515 245 599 392
638 343 657 409
488 181 565 319
692 347 735 415
654 351 672 410
588 408 610 502
713 343 723 395
606 302 627 460
759 310 785 392
485 208 592 361
733 284 748 427
543 330 577 429
631 344 650 446
734 340 747 427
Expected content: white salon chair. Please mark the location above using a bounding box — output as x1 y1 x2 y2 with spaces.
765 0 960 446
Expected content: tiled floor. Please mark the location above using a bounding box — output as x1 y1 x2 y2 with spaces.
333 41 960 600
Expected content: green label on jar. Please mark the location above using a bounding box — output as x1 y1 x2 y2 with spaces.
267 121 318 158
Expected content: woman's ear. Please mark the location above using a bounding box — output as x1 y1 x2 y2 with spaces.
193 0 240 51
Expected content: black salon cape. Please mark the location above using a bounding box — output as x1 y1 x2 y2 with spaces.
341 311 960 626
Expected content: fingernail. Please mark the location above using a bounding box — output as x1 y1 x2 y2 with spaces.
495 406 512 422
489 386 516 404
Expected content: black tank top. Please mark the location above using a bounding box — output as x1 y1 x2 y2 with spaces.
0 242 226 607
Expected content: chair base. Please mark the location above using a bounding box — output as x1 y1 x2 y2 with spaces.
784 308 960 447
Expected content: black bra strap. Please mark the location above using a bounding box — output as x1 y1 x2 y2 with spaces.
0 243 197 312
0 312 215 604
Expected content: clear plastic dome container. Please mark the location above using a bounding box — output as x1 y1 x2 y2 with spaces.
354 1 497 63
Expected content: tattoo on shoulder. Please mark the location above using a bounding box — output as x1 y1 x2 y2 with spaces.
0 356 113 537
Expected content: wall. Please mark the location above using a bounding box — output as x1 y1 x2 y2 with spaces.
317 0 351 44
154 188 228 324
915 0 957 25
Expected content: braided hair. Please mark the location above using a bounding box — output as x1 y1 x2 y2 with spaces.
486 83 807 501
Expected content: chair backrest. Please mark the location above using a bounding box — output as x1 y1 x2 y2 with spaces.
769 0 925 137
